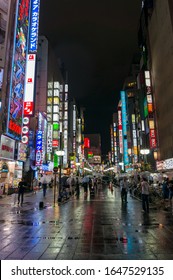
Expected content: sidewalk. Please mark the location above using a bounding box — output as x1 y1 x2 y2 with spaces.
0 187 67 212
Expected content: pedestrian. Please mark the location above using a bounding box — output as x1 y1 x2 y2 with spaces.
75 177 80 198
89 177 93 191
18 178 27 205
168 178 173 207
162 177 169 201
93 176 97 191
32 177 38 193
141 177 150 213
120 177 128 203
41 174 48 197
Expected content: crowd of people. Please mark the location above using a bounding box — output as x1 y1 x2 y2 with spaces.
16 172 173 213
118 174 173 213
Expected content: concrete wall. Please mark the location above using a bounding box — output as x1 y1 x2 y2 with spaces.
148 0 173 159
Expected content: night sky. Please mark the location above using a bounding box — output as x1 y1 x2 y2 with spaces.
39 0 141 155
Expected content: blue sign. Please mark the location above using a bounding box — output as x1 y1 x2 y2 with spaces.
120 91 129 166
29 0 40 53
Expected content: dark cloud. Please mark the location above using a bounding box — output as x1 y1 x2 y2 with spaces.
39 0 141 154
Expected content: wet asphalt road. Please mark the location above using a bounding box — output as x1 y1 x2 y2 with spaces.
0 184 173 260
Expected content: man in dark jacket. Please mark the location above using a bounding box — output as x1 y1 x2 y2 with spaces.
18 178 27 205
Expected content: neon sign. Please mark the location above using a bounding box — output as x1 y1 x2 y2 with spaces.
121 91 129 166
29 0 40 53
7 0 31 139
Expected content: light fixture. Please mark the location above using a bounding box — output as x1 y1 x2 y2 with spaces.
140 149 150 155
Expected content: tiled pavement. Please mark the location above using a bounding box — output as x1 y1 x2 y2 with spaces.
0 185 173 260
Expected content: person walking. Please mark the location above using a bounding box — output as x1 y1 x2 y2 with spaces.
168 178 173 207
162 177 169 201
75 177 80 198
18 178 27 205
141 177 150 213
41 174 48 197
120 177 128 203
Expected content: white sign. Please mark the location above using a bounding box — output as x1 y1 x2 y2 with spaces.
24 54 36 115
0 134 15 160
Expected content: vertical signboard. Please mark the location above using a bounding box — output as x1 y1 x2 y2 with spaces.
145 71 157 149
28 0 40 53
118 108 123 154
121 91 129 166
113 122 118 164
35 130 42 166
63 83 68 165
131 114 138 163
6 0 31 140
23 54 36 115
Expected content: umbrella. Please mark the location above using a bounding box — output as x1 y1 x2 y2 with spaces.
82 176 89 183
61 176 68 186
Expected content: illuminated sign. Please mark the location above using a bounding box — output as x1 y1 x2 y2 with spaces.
7 0 31 139
24 54 36 115
0 135 15 160
131 114 138 163
84 138 90 148
35 130 42 166
118 109 123 154
121 91 129 165
29 0 40 53
47 124 53 153
145 70 157 149
17 142 27 161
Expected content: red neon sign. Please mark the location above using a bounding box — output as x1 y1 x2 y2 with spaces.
8 120 22 135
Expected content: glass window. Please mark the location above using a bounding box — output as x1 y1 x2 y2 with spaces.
54 89 59 97
47 97 52 105
60 93 63 101
54 81 59 89
53 114 59 122
59 112 63 119
64 102 68 110
47 114 52 122
64 111 68 119
53 97 59 105
48 82 53 89
65 93 68 101
47 106 52 113
53 130 58 139
53 105 59 113
64 120 68 129
48 90 52 96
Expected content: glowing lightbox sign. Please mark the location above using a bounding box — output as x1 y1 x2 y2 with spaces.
7 0 31 139
29 0 40 53
24 54 36 115
118 109 123 154
35 130 42 166
121 91 129 165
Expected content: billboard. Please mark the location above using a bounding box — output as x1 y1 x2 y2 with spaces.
0 134 15 160
23 54 36 115
145 71 157 149
28 0 40 53
121 91 129 166
6 0 31 139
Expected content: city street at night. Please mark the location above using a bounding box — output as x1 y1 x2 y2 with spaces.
0 184 173 260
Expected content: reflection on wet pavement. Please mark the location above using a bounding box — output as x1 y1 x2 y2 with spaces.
0 185 173 259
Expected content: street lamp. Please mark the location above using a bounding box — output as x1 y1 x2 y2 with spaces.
140 149 150 163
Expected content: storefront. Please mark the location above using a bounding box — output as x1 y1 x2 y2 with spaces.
0 135 15 194
0 135 27 194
